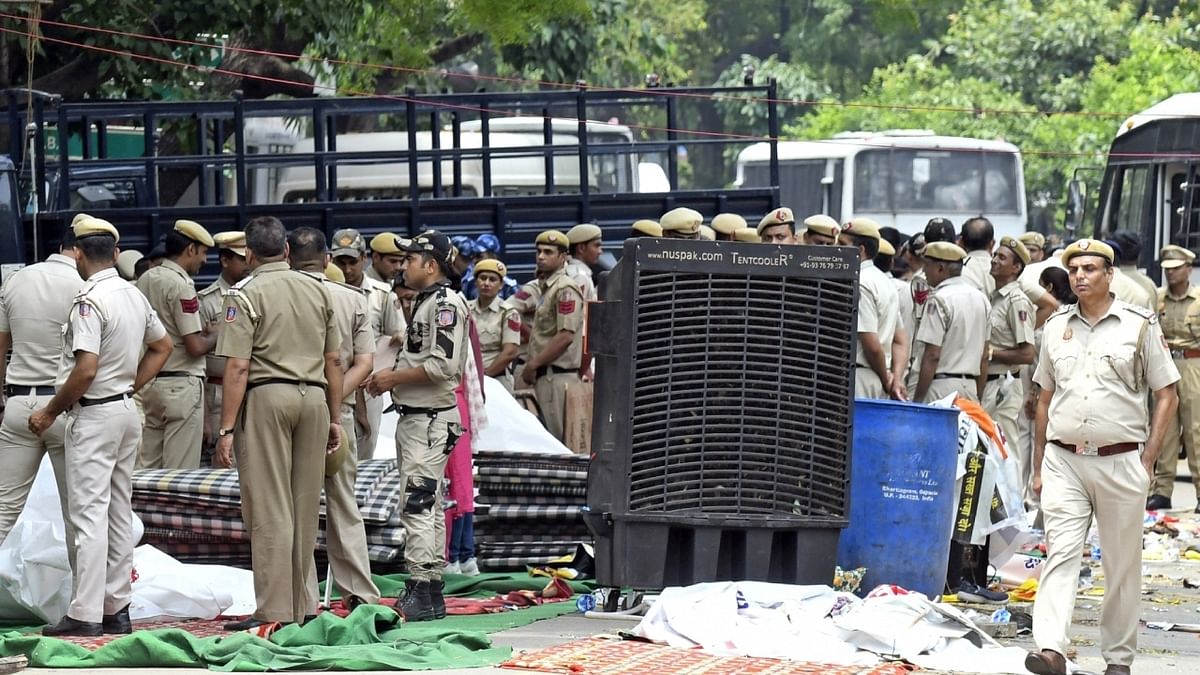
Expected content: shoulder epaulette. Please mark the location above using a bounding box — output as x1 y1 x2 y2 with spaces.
321 277 367 294
232 274 255 291
1121 302 1156 322
1045 304 1073 324
198 283 222 296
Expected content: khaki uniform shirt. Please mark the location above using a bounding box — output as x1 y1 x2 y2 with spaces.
353 275 404 343
216 262 339 385
59 268 167 397
137 258 204 375
391 280 469 409
0 254 85 385
961 250 996 298
1123 265 1158 306
529 267 585 371
988 280 1037 375
316 276 373 405
1035 298 1179 446
198 276 232 379
1112 267 1154 311
469 297 521 369
893 277 914 346
365 264 388 286
916 276 990 376
565 257 597 302
856 260 899 368
1157 285 1200 350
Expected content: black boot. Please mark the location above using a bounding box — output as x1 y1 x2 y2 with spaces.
102 605 132 634
43 615 102 637
397 579 434 622
429 579 446 619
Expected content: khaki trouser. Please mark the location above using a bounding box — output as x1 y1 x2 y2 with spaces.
238 383 328 624
304 406 380 610
138 375 204 470
64 398 141 623
983 375 1025 486
1153 358 1200 497
922 376 979 404
356 392 388 461
395 406 461 581
1034 444 1145 666
534 372 579 442
0 391 76 571
854 367 886 399
205 380 223 453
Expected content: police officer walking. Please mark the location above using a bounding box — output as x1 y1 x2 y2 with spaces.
0 229 85 556
214 216 344 634
1026 239 1179 675
910 242 990 403
198 231 248 456
287 227 381 614
1149 244 1200 512
33 217 173 637
519 231 585 442
136 219 216 469
365 231 468 622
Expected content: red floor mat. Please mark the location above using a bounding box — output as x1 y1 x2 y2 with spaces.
501 637 917 675
36 616 232 651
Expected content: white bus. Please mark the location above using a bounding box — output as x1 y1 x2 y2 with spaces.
735 130 1028 238
1086 92 1200 280
274 117 656 203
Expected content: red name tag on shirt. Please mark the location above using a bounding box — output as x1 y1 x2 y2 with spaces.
180 297 200 313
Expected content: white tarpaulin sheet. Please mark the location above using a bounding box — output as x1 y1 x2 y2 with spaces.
633 581 1059 674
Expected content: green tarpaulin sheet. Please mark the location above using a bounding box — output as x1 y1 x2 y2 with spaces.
0 573 594 671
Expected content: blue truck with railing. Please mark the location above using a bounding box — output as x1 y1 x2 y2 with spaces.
0 84 782 283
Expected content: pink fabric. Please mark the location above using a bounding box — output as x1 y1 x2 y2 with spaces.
444 315 485 520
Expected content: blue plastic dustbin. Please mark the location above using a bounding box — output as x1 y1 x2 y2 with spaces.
836 398 960 598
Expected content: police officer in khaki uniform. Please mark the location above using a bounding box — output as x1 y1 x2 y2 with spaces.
135 219 215 469
288 227 380 614
756 207 797 245
214 216 343 633
1027 239 1179 675
331 228 403 459
911 241 990 403
734 227 760 243
802 214 839 245
198 232 249 456
565 224 601 302
33 217 173 637
366 231 407 286
660 207 703 240
710 213 746 241
1149 244 1200 511
984 236 1037 495
630 219 662 238
841 217 901 400
0 230 85 558
519 230 585 441
470 259 521 392
365 231 468 622
1019 232 1046 264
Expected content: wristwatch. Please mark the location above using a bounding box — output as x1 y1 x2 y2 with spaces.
218 427 235 437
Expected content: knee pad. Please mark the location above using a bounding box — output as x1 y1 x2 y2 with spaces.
403 476 438 514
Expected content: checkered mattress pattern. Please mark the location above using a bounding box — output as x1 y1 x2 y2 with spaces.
473 450 591 571
132 459 406 567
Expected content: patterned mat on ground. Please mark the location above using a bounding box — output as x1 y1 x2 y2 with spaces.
501 637 917 675
33 617 230 651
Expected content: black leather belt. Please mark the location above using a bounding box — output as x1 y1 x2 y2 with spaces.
398 404 456 416
80 393 129 407
535 365 576 379
985 371 1020 381
246 378 325 391
4 385 55 397
156 371 198 378
933 373 975 380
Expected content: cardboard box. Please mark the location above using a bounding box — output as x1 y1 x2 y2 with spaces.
563 380 593 455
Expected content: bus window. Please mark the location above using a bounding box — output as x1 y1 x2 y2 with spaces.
984 152 1018 212
1178 164 1200 250
1113 165 1149 235
854 150 892 211
854 149 1020 215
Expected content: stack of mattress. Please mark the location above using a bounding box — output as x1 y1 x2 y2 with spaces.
472 451 591 570
131 459 407 568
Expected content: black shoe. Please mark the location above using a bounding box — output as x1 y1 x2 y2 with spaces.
345 595 367 613
223 617 283 632
43 615 103 637
429 579 446 619
396 579 434 622
957 581 1008 604
302 614 318 624
1194 503 1200 515
1146 494 1173 511
102 605 132 634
